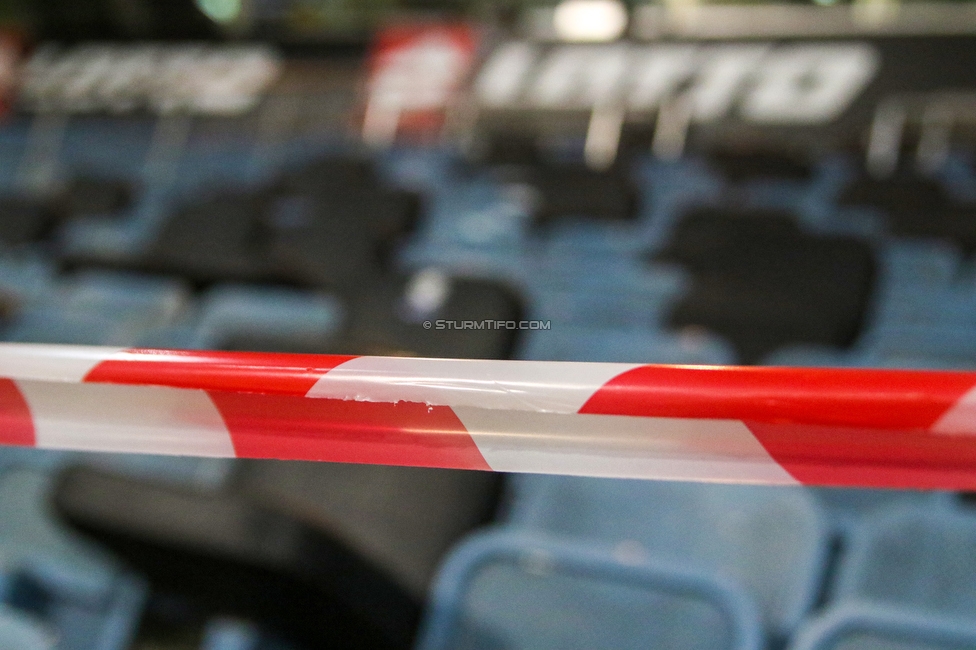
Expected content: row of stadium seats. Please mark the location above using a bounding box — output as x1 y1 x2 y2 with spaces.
418 479 976 650
0 112 974 649
0 451 974 650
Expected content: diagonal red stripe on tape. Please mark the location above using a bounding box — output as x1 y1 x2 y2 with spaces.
84 349 357 396
580 365 976 430
0 379 34 446
207 390 491 470
744 420 976 490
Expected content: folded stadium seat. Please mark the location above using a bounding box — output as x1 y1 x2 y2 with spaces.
141 190 274 284
53 464 499 649
706 146 815 184
0 606 55 650
531 277 686 330
654 207 876 363
54 176 136 220
335 271 524 360
0 255 55 305
520 163 639 228
839 173 976 253
470 133 641 228
504 476 829 642
518 325 735 365
265 161 421 290
0 175 136 250
3 308 143 346
49 268 522 648
0 196 61 247
416 529 763 650
787 603 976 650
234 460 501 605
832 506 976 619
761 345 861 368
3 271 190 346
859 325 976 368
195 617 300 650
0 469 146 650
870 289 976 332
190 284 343 353
807 488 954 542
878 241 962 293
140 156 420 291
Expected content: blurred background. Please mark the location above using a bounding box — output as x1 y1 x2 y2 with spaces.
0 0 974 649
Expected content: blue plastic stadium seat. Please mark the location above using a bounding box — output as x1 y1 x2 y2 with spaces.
191 283 343 351
416 529 763 650
833 506 976 618
0 605 55 650
0 469 146 650
519 325 736 364
877 241 962 292
868 326 976 368
3 271 190 346
505 476 829 640
806 487 953 540
762 346 857 368
59 271 189 325
788 603 976 650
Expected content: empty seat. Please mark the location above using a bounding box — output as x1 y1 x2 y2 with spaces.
839 174 976 253
0 197 59 247
488 163 639 228
808 487 952 539
833 506 976 619
3 272 189 346
53 462 496 649
267 159 420 289
523 164 638 226
143 156 420 290
335 270 524 359
55 176 135 220
417 529 762 650
788 603 976 650
473 134 639 226
3 309 134 346
519 325 735 365
193 284 343 353
707 147 815 183
655 207 876 362
144 190 271 284
505 476 829 640
0 176 135 249
0 469 145 650
0 606 55 650
864 325 976 366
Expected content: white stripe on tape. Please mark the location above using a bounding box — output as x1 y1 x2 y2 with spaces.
455 407 799 484
930 385 976 435
17 380 236 457
0 344 124 383
306 357 637 413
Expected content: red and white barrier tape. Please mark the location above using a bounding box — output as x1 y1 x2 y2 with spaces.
0 343 975 490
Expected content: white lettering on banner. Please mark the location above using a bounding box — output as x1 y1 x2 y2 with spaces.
95 47 158 112
688 44 769 121
628 45 696 110
530 44 631 108
20 44 281 115
475 41 538 107
370 34 470 112
477 40 880 124
742 44 880 123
